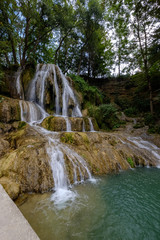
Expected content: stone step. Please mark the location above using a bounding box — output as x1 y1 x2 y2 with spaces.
41 116 99 132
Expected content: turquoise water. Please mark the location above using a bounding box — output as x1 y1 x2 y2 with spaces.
18 168 160 240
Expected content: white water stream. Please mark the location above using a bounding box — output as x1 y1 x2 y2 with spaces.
127 136 160 167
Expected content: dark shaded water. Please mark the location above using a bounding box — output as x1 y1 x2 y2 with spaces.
18 168 160 240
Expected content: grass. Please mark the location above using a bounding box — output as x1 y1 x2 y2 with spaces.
127 157 135 168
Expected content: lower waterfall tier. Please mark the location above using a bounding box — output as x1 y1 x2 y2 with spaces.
0 123 160 200
41 116 99 132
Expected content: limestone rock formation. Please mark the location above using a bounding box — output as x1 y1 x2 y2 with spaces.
41 116 66 131
41 116 99 132
0 123 159 200
0 96 21 123
0 124 54 199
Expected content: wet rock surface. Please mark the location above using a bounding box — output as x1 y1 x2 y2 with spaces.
0 121 159 200
0 124 54 199
0 96 21 123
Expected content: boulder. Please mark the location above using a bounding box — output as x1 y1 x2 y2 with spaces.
0 96 21 123
0 121 159 200
70 117 83 131
0 177 20 200
41 116 66 131
41 116 99 132
0 125 54 199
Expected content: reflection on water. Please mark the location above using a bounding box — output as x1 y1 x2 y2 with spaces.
17 168 160 240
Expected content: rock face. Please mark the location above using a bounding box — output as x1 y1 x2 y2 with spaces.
41 116 66 131
0 122 159 200
0 124 53 199
60 132 160 175
41 116 99 132
0 96 21 123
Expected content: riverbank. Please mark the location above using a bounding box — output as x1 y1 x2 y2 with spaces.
0 184 40 240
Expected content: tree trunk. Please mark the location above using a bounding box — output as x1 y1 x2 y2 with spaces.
4 53 10 66
148 80 154 114
1 9 18 65
55 35 67 65
21 17 30 67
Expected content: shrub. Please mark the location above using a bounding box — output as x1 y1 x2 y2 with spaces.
88 103 120 130
69 74 104 106
132 95 150 112
124 107 138 117
114 96 131 110
144 113 156 126
148 125 160 134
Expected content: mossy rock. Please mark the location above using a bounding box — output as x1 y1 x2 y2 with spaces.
70 117 83 131
21 65 36 95
83 117 90 131
41 116 66 131
0 96 21 123
61 133 75 144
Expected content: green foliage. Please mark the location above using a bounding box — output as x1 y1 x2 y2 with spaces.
114 96 131 110
127 157 135 168
70 74 104 106
61 133 75 144
0 68 4 87
88 103 120 130
144 113 160 134
148 125 160 134
18 121 26 129
124 107 138 117
144 113 156 126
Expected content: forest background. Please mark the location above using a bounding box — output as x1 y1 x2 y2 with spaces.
0 0 160 132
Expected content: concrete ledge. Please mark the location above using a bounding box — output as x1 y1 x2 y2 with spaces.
0 184 40 240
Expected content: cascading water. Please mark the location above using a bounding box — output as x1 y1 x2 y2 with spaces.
16 68 24 100
20 100 48 124
25 63 90 131
127 137 160 167
89 118 95 132
52 65 60 115
18 64 95 208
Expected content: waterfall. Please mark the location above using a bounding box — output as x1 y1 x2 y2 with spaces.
89 118 95 132
20 100 48 124
26 64 82 119
16 68 24 100
52 65 60 115
64 117 72 132
18 64 95 207
82 120 85 132
128 137 160 162
57 67 82 117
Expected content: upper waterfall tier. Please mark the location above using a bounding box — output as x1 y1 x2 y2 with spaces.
26 64 82 117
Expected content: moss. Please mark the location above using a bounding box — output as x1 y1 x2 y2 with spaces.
16 105 21 121
78 133 90 144
127 157 135 168
41 116 55 130
83 117 90 131
22 65 36 92
18 121 26 129
60 133 75 144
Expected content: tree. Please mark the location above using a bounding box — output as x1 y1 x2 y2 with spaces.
129 0 160 114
